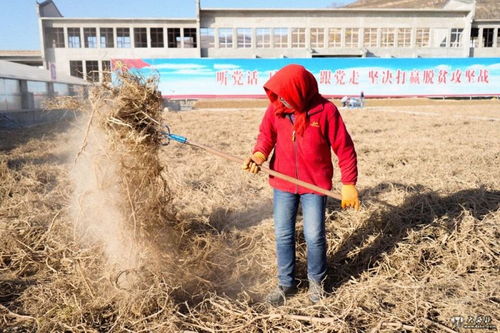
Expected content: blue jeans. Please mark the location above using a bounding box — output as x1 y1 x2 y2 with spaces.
273 189 327 287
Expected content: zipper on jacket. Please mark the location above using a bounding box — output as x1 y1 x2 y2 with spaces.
287 115 299 194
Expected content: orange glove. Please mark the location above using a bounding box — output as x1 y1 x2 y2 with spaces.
242 152 266 174
341 184 360 210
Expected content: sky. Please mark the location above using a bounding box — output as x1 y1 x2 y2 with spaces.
0 0 355 51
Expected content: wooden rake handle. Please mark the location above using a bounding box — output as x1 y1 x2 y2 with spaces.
188 140 342 201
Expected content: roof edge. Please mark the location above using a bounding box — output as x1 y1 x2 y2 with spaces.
200 7 471 13
39 17 197 21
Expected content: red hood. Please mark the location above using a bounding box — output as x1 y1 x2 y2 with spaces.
263 64 320 113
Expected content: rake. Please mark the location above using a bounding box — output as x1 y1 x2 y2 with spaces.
161 125 342 201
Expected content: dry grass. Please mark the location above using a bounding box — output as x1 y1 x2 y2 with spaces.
1 84 499 332
194 97 500 109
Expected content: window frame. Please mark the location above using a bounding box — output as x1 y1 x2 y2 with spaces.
482 28 494 47
416 28 430 47
450 28 463 48
363 28 378 47
183 28 197 48
67 27 81 48
85 60 99 82
237 28 252 48
69 60 84 79
218 28 233 48
116 27 131 48
310 28 325 48
167 28 181 48
328 28 341 47
100 28 114 48
397 28 412 48
256 28 271 48
200 28 215 48
45 27 65 48
345 28 360 48
273 28 288 48
150 27 164 48
102 60 111 82
134 27 148 48
291 28 305 48
381 28 396 47
83 27 97 48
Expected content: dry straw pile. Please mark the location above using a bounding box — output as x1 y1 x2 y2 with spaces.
1 72 499 332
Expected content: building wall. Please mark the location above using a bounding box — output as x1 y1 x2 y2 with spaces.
471 21 500 57
201 9 472 58
41 18 200 81
38 8 500 82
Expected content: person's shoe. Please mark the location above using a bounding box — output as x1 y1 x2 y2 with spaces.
308 280 325 304
266 285 298 306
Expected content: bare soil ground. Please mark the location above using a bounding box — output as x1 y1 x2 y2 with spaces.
194 97 500 109
1 99 499 332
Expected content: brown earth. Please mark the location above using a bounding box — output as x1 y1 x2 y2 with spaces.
1 99 499 332
194 97 500 109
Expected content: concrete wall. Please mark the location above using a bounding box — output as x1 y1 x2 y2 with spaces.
471 21 500 57
0 109 76 129
201 9 472 58
41 18 200 81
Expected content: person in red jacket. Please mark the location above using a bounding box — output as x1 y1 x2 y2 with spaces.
243 64 360 306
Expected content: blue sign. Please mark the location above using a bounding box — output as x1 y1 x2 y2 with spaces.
112 58 500 98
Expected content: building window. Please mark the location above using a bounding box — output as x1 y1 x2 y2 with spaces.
45 27 65 48
291 28 305 48
328 28 341 47
200 28 215 48
497 28 500 47
310 28 324 48
70 61 83 78
167 28 181 48
273 28 288 48
102 60 111 82
0 78 22 111
218 28 233 48
27 81 48 109
67 28 81 48
134 28 148 48
100 28 114 48
345 28 359 47
53 83 69 96
237 28 252 48
381 28 395 47
431 28 449 47
363 28 377 47
116 28 131 48
397 28 411 47
483 28 494 47
416 28 430 47
450 28 463 47
183 28 197 48
256 28 271 48
470 28 479 47
150 28 164 48
85 60 99 82
83 28 97 48
68 85 81 96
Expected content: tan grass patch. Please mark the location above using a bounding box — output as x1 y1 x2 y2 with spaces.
1 77 499 332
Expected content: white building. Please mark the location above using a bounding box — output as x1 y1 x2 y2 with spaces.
37 0 500 82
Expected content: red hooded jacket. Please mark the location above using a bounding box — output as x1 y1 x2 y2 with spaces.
253 64 358 194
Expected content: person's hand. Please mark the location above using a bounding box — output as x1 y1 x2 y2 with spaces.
242 152 266 174
341 184 360 210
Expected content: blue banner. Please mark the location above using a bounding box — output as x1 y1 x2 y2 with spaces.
112 58 500 98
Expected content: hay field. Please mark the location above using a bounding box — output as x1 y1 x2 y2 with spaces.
1 99 499 332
